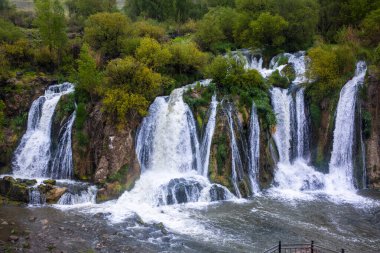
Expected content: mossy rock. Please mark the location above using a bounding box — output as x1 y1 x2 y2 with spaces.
16 179 37 186
0 176 29 202
43 179 56 185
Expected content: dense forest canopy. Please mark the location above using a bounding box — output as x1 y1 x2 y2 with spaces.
0 0 379 132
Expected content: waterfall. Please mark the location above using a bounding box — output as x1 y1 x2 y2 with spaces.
200 95 218 177
225 104 243 198
49 111 76 179
57 185 97 205
116 82 232 217
327 62 367 191
270 88 293 163
12 83 74 178
29 188 46 205
295 88 309 160
248 102 260 194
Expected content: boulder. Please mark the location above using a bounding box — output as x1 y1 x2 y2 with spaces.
43 179 56 185
45 187 67 203
0 176 29 202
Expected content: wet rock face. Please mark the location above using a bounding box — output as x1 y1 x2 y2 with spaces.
72 104 141 189
157 178 203 205
0 176 29 202
209 184 227 201
364 71 380 189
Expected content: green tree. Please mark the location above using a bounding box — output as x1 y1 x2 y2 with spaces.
84 12 131 59
361 9 380 46
249 12 289 54
167 41 209 74
66 0 117 30
135 37 172 70
0 18 24 43
34 0 67 53
76 43 103 101
196 7 239 52
307 44 356 101
277 0 319 50
103 56 163 122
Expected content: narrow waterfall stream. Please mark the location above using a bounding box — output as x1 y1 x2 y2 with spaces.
248 102 260 194
200 94 218 177
12 83 74 178
326 62 367 192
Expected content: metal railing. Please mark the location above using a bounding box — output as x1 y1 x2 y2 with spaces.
263 241 345 253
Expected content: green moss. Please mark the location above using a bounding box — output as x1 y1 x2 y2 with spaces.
267 70 290 88
310 102 321 128
54 93 75 124
362 110 372 139
108 165 129 183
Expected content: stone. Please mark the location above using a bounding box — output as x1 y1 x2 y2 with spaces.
28 217 37 222
43 179 56 185
9 235 19 241
45 187 67 203
1 221 8 225
41 219 48 225
59 227 65 231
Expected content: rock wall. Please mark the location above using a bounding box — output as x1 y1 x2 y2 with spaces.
363 69 380 189
72 103 141 201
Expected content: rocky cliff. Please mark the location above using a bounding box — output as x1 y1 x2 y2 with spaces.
363 68 380 189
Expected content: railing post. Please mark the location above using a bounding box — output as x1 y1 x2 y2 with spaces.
341 249 345 253
278 241 281 253
311 241 314 253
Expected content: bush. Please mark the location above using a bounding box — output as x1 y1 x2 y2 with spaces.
0 18 24 43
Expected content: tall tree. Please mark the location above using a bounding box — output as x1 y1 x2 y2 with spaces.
34 0 67 53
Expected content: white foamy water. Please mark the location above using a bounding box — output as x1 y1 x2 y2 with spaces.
12 83 74 178
325 61 367 193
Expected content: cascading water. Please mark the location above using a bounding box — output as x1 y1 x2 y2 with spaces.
225 104 243 198
266 52 327 192
49 111 76 179
326 62 367 192
113 82 233 221
270 88 293 163
248 102 260 194
200 94 218 177
12 83 74 178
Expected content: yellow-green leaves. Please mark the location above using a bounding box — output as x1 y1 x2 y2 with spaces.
135 37 171 70
84 12 131 59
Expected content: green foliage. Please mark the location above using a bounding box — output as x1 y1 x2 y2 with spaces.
249 12 289 54
75 103 89 147
108 165 129 183
66 0 117 29
167 41 209 74
215 135 227 175
362 110 372 139
84 12 131 59
0 18 24 43
318 0 380 41
135 37 172 70
0 100 5 140
131 20 166 42
205 54 275 129
307 44 356 102
102 56 163 122
76 43 103 100
267 70 290 89
124 0 207 22
34 0 68 52
196 7 239 52
1 39 34 68
361 9 380 46
276 0 319 51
